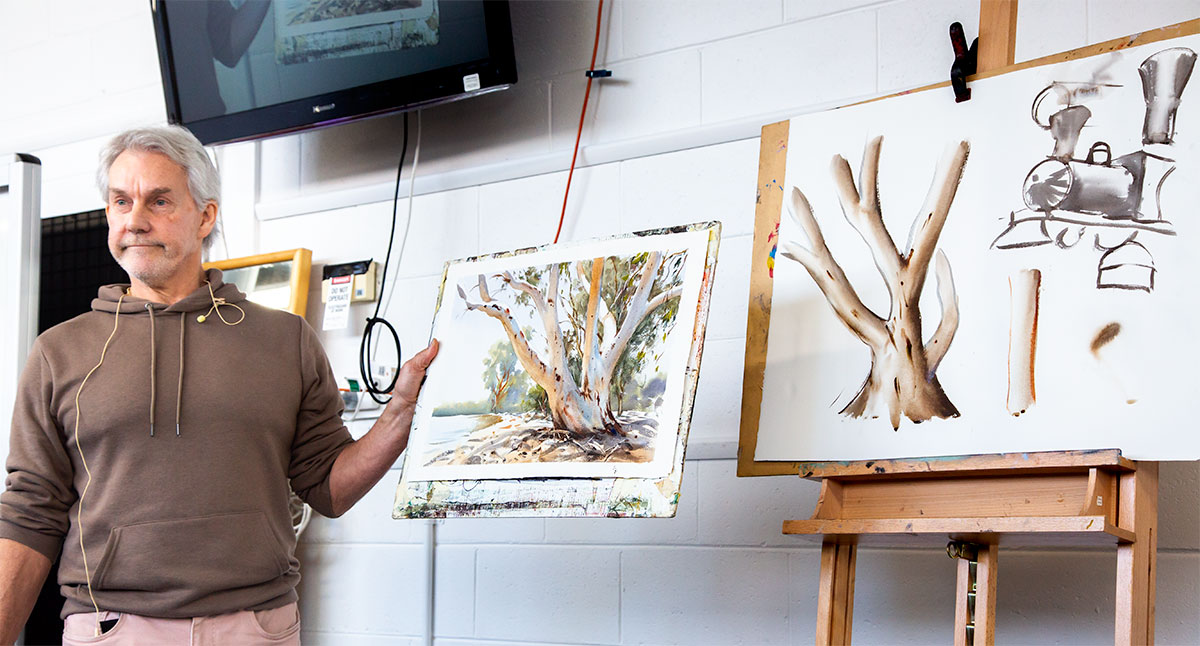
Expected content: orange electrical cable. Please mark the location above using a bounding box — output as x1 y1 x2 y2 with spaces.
554 0 605 244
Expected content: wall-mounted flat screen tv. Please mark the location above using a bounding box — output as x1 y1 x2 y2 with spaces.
151 0 517 145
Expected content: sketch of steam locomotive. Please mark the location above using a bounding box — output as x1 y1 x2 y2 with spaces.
992 47 1196 292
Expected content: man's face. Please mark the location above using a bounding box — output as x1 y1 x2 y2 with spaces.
105 150 216 289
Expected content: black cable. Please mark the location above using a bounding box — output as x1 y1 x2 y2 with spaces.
360 112 409 404
359 316 399 405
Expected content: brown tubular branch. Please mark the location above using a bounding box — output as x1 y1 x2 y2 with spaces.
781 187 888 348
831 137 902 292
925 249 959 373
1006 268 1040 415
904 140 970 301
578 257 617 348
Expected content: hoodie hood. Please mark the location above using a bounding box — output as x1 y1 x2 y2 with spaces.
92 268 247 314
87 267 249 438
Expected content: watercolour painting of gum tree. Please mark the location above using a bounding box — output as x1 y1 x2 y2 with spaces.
780 136 969 429
421 249 689 468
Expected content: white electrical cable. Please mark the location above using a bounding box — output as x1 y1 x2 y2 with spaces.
346 382 367 422
383 109 422 319
374 110 432 646
369 110 423 364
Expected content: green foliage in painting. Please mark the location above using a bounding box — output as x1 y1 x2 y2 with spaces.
481 340 530 412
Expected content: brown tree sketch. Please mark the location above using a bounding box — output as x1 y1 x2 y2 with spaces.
780 136 969 428
457 252 683 439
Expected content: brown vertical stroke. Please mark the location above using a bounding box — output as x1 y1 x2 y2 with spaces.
1007 269 1041 415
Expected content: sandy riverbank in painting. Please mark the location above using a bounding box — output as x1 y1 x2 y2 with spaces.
422 412 659 467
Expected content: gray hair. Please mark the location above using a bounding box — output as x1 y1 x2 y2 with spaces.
97 125 221 251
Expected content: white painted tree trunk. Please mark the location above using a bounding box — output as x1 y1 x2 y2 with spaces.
460 253 681 438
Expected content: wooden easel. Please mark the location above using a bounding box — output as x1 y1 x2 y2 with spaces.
784 450 1157 645
737 6 1199 644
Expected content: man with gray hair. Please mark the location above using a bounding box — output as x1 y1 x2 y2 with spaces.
0 124 438 644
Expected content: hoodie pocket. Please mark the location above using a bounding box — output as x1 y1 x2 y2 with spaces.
92 511 289 593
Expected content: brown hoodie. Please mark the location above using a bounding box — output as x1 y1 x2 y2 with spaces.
0 269 353 619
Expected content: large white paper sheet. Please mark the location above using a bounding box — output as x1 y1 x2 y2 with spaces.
757 35 1200 462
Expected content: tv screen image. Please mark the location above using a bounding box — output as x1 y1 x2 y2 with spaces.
274 0 440 65
152 0 516 144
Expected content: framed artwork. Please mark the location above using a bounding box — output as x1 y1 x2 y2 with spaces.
395 222 720 517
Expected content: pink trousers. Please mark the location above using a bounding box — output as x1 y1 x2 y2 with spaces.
62 602 300 645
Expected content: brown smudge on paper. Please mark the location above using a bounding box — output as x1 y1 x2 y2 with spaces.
1090 322 1121 356
1090 322 1136 404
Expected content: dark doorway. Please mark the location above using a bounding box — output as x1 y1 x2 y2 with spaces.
23 209 126 645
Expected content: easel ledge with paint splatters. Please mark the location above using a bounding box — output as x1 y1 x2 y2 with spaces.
737 7 1199 645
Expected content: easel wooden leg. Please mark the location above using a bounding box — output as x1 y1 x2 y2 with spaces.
816 539 856 645
1116 462 1158 646
954 555 973 646
975 544 998 645
952 543 998 646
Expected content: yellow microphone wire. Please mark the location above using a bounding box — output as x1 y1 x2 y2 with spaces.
73 290 126 636
71 282 240 635
196 280 245 325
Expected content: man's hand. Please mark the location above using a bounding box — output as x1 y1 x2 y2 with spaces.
327 339 439 516
379 338 440 428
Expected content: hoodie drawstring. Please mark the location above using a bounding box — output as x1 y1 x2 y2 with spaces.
141 281 246 438
146 304 156 437
145 309 197 437
177 313 185 436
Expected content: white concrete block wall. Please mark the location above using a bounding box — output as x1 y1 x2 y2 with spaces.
2 1 1198 644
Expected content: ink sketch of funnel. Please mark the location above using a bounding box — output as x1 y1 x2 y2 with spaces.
992 47 1195 292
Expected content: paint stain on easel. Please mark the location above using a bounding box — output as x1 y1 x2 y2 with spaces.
767 220 780 277
1091 322 1136 404
763 181 782 281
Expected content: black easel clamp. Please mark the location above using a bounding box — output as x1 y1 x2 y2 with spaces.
949 22 978 103
947 540 978 560
585 69 612 78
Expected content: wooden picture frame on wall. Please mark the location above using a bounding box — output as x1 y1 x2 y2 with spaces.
204 248 313 318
